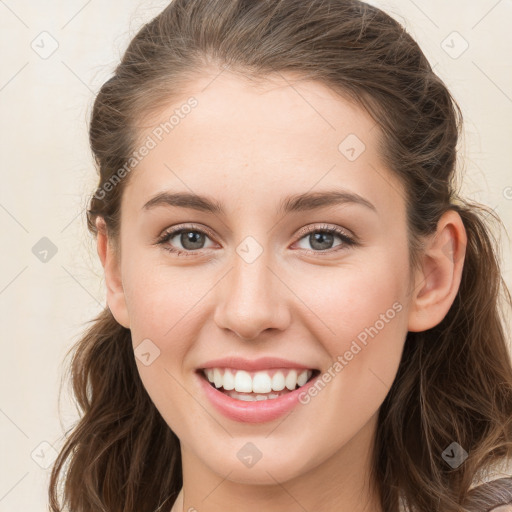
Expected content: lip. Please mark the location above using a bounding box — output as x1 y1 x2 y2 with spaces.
198 356 318 372
196 369 321 423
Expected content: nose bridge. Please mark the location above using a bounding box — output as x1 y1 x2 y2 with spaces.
213 236 290 340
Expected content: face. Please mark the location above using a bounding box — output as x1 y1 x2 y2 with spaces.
104 71 418 488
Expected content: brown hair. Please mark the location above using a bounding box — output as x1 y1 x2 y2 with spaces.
49 1 512 511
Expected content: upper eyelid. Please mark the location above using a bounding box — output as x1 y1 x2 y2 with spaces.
164 223 217 239
294 223 354 239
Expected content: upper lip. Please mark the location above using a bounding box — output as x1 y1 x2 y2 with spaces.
198 356 318 372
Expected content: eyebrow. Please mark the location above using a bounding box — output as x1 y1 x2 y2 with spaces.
142 190 377 215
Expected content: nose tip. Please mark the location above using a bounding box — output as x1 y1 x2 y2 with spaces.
218 307 287 342
213 260 291 341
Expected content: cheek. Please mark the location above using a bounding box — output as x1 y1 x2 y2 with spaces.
293 250 410 411
123 258 209 342
124 261 208 431
301 250 408 348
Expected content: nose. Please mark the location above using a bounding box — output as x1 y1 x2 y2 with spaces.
213 248 291 341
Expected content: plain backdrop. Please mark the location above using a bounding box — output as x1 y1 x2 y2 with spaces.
0 1 511 510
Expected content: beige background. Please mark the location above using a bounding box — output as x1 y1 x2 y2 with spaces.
0 1 511 510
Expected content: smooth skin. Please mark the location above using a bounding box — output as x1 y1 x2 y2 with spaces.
96 70 467 512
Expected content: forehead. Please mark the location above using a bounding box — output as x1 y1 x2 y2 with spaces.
122 71 405 218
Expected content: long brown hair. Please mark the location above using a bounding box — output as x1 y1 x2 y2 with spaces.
48 1 512 511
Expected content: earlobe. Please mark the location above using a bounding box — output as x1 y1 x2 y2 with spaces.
407 210 467 333
95 217 130 329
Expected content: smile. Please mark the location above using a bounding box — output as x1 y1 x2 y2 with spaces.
196 365 321 423
201 367 319 400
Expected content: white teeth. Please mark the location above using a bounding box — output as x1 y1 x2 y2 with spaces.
297 370 308 387
224 390 284 401
285 369 298 391
234 370 253 392
271 372 286 391
213 368 223 388
252 372 272 393
222 369 235 390
203 368 313 393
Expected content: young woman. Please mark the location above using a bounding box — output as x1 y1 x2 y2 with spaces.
48 1 512 511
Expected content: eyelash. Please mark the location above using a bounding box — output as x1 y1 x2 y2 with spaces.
154 223 357 258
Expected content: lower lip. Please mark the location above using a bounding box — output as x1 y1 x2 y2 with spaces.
196 370 320 423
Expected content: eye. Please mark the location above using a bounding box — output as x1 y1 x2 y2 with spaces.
155 224 217 256
155 223 356 257
293 224 356 253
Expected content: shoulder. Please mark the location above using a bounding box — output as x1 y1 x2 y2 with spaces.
464 477 512 512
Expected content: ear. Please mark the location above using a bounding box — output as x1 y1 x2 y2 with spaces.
407 209 467 332
95 217 130 329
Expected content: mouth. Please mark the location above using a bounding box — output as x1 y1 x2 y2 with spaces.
197 367 321 402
